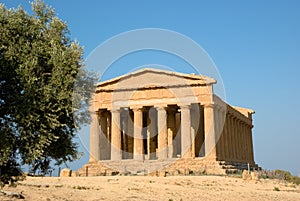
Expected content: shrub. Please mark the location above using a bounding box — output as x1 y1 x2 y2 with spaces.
258 169 300 185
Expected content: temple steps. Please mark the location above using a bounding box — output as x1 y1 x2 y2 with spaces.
218 161 261 174
77 158 260 176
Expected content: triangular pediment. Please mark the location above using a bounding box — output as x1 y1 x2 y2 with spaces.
96 68 216 92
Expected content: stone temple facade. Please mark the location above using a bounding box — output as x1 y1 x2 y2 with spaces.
79 68 259 176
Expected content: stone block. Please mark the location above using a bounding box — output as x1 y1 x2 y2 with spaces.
148 171 158 177
158 171 166 177
60 168 71 177
242 170 251 180
251 171 259 180
71 171 78 177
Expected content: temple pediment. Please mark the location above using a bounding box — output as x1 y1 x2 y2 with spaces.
96 68 216 92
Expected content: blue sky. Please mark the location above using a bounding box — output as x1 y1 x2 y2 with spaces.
2 0 300 175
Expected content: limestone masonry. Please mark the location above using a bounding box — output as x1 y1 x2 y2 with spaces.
79 68 259 176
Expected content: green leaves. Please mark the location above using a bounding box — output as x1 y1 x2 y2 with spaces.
0 0 96 185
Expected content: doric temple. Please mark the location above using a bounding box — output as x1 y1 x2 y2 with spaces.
80 68 259 176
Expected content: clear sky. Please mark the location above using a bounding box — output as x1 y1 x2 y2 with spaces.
2 0 300 175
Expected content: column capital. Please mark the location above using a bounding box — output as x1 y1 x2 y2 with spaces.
214 104 227 112
232 115 239 121
240 120 246 126
130 106 144 112
245 124 254 129
109 107 121 113
203 103 215 109
235 117 242 123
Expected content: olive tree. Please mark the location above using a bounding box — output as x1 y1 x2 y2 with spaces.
0 0 95 186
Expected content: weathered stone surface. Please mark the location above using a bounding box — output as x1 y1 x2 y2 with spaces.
251 171 259 180
158 171 166 177
60 168 71 177
148 171 157 177
242 170 251 180
82 68 258 176
77 158 261 177
71 171 78 177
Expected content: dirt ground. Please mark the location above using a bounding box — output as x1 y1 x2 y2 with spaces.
1 175 300 201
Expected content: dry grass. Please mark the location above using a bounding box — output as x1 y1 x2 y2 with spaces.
1 175 300 201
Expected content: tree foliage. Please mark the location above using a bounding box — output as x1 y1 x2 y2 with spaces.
0 0 96 186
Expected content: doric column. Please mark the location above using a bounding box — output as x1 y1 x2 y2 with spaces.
239 121 243 161
219 107 226 160
215 106 221 159
238 120 244 161
89 110 100 162
244 123 249 162
167 107 176 158
156 106 168 159
242 122 247 162
248 124 254 162
236 118 242 162
133 107 144 160
231 117 238 161
242 123 247 161
238 120 243 161
235 119 241 161
224 113 230 161
204 103 217 159
111 108 122 161
220 109 227 160
215 105 224 160
181 104 192 158
245 124 251 162
225 114 230 160
241 121 246 161
228 115 233 160
236 118 241 161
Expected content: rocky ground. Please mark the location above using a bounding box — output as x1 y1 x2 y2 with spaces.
1 175 300 201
